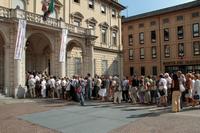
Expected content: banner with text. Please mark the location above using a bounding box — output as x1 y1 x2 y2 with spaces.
14 19 27 60
59 29 68 62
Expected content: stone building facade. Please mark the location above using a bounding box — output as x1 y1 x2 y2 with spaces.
122 0 200 77
0 0 125 97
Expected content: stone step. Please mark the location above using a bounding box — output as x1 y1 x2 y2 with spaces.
0 93 12 99
0 93 6 98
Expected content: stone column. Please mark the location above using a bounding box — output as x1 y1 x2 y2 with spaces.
90 44 94 77
50 52 55 76
4 45 10 96
57 33 66 78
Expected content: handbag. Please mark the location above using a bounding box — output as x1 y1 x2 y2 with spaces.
179 84 185 92
75 87 82 94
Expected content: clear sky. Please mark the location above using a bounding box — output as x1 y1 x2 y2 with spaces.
119 0 196 17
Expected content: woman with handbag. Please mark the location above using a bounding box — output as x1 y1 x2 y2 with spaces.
172 74 181 112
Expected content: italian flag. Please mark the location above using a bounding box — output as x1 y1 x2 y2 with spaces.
43 0 55 21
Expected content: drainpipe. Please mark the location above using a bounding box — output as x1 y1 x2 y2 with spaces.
158 16 162 74
63 0 66 21
69 0 71 24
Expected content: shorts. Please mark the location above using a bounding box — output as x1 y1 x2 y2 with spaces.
159 89 168 97
159 90 165 96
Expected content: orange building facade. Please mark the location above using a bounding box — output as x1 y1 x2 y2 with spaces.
122 0 200 77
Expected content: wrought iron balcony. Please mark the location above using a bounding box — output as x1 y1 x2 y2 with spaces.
0 6 94 36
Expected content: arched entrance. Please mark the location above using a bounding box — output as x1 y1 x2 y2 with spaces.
0 34 4 93
66 41 84 77
26 33 52 75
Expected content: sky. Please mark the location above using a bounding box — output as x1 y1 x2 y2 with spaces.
119 0 196 17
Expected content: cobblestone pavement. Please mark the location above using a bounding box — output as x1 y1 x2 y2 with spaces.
0 97 200 133
0 98 74 133
108 106 200 133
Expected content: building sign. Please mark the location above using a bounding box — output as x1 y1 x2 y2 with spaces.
163 60 200 66
14 19 27 60
59 29 68 62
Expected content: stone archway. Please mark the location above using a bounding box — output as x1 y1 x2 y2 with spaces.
0 34 4 93
26 33 52 75
66 40 85 77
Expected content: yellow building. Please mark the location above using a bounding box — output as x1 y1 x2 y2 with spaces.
0 0 125 97
122 0 200 77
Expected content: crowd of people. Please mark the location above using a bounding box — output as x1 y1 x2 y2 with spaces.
26 71 200 111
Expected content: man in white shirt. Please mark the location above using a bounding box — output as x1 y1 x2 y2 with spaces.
50 76 56 98
61 77 67 99
28 75 36 98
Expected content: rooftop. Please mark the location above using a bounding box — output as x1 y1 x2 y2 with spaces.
122 0 200 23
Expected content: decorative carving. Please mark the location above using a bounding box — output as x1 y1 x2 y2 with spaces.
85 17 98 25
26 0 30 4
71 12 84 20
111 25 119 31
99 22 109 28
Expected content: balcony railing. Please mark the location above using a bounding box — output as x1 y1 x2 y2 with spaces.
0 6 94 36
25 11 61 28
0 6 11 18
65 24 90 35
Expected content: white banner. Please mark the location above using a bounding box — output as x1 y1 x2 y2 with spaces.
59 29 68 62
14 19 27 60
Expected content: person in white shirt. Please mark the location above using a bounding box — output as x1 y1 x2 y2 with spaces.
191 74 195 96
61 77 67 99
122 76 129 102
35 74 40 82
41 77 47 98
158 74 168 106
164 73 172 104
35 74 41 97
55 78 62 98
177 71 186 109
50 76 56 98
194 74 200 102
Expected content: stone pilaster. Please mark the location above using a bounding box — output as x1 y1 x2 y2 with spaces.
14 59 22 98
119 53 123 79
59 62 66 78
84 40 94 77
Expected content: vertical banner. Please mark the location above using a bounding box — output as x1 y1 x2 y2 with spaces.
14 19 27 60
59 29 68 62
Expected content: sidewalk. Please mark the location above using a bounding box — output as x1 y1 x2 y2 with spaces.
0 98 199 133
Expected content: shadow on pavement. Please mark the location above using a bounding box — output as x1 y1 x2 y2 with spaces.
32 98 77 107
